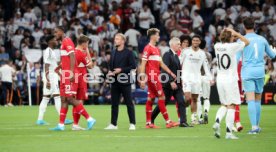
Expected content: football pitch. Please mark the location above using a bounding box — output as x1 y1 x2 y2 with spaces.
0 105 275 152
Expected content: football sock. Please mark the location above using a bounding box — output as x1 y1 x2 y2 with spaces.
158 99 169 121
197 97 202 120
59 107 68 125
247 100 257 129
73 107 81 125
74 104 91 120
145 100 153 123
255 100 261 126
54 96 61 115
215 106 227 124
226 109 235 134
191 112 197 122
38 97 50 120
234 105 240 123
203 99 210 113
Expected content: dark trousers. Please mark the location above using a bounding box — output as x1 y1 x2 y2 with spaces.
1 82 12 105
111 84 136 126
152 87 187 124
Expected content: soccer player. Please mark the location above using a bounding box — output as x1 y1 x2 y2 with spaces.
179 35 213 125
197 40 212 124
50 26 96 131
36 35 72 125
72 35 94 131
213 28 249 139
140 28 178 129
241 17 276 134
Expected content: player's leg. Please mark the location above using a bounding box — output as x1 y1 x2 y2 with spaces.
105 85 120 129
174 89 191 127
254 78 264 131
197 96 203 122
213 81 227 138
121 85 136 130
37 94 51 125
243 79 259 133
191 94 199 125
234 80 243 132
225 104 238 139
202 80 211 124
37 81 50 125
151 87 170 124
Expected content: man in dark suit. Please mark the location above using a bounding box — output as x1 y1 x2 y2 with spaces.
151 37 192 127
104 33 137 130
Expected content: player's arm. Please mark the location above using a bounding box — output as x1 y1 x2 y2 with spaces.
226 28 249 46
202 54 214 84
45 63 51 89
160 60 176 79
85 49 93 69
264 40 276 60
139 59 147 89
179 50 186 66
55 63 62 77
68 52 75 82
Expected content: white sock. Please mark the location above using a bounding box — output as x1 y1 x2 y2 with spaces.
54 96 61 115
215 106 227 124
203 99 210 113
191 112 197 122
197 97 203 120
226 109 235 134
38 97 50 120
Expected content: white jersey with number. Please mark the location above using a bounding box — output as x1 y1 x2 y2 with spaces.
42 47 59 95
214 41 245 105
179 47 212 83
214 42 245 81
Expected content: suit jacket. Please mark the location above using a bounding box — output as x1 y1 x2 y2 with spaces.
109 47 136 85
161 49 182 89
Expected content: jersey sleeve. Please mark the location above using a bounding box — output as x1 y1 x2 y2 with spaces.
83 54 91 66
142 46 151 61
43 49 52 64
63 38 75 54
264 38 276 59
179 49 186 65
232 42 245 53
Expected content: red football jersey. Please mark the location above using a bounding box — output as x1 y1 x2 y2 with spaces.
142 44 161 78
60 37 75 70
75 49 90 74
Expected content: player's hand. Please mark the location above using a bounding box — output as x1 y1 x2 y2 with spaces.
113 68 122 74
170 72 177 80
210 80 215 86
170 82 178 90
140 81 146 90
46 82 51 89
70 74 75 82
107 71 115 77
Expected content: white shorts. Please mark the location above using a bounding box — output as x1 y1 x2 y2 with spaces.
201 76 211 99
43 80 60 96
183 81 201 94
217 79 241 105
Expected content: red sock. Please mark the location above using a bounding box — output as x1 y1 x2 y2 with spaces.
145 100 153 123
158 99 169 121
59 107 68 124
234 105 240 123
74 104 90 120
175 102 180 118
73 107 81 125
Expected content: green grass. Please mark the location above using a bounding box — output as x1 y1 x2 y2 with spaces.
0 105 275 152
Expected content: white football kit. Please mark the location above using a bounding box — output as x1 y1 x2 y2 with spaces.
42 47 60 96
214 42 245 105
179 47 212 94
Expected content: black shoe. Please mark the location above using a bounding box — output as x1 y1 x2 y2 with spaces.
179 122 193 127
203 113 208 124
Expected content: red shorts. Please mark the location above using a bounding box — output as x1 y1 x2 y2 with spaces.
147 80 164 98
60 73 77 97
76 74 88 100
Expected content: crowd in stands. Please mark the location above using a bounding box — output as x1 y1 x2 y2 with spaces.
0 0 276 106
